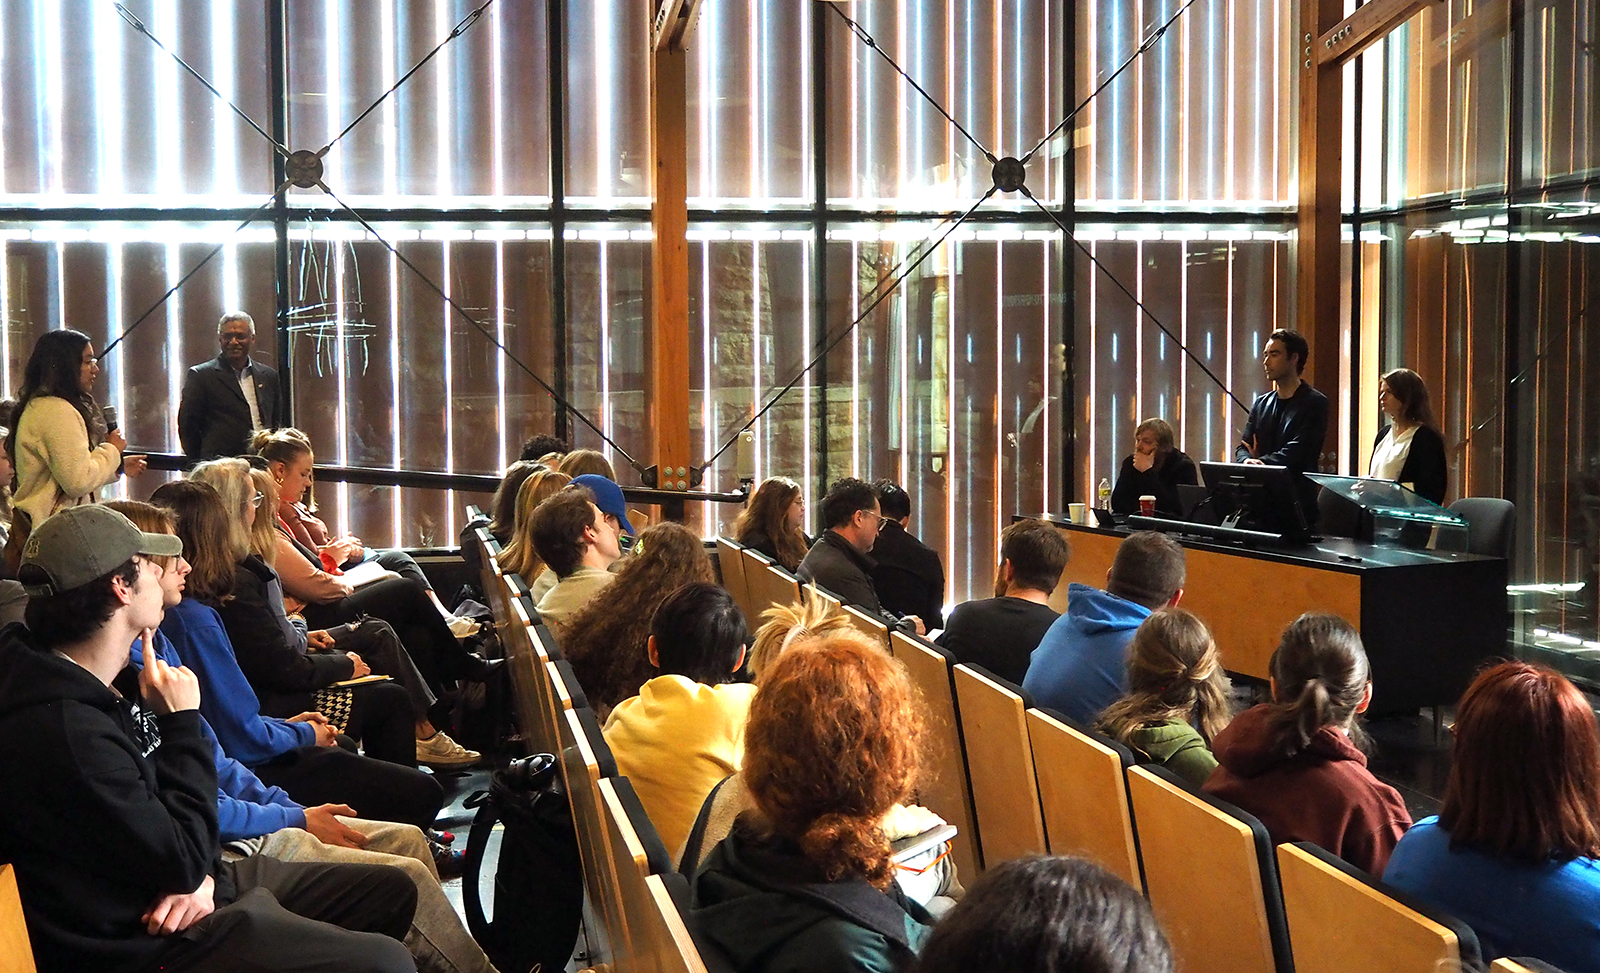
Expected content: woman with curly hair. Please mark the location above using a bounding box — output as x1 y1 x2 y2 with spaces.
496 467 573 593
1096 607 1231 787
692 633 933 971
558 521 714 716
731 476 809 571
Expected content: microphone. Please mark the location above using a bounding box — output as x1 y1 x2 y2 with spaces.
102 406 118 432
736 429 756 488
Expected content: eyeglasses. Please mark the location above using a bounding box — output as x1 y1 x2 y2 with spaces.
251 492 265 508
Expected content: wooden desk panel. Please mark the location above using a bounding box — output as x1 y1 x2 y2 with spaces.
1041 519 1506 708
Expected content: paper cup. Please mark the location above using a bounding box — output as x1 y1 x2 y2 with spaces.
1139 495 1157 516
1068 502 1086 525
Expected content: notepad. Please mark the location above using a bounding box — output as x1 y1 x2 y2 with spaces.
339 560 401 588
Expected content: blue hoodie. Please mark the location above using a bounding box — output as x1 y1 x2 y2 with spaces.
135 600 316 766
1021 582 1152 725
131 630 310 841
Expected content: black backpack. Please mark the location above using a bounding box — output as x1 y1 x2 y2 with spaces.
462 754 584 973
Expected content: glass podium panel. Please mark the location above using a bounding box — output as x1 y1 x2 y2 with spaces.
1306 474 1471 552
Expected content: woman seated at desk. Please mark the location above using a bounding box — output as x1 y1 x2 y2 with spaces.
1111 418 1198 516
1370 368 1447 505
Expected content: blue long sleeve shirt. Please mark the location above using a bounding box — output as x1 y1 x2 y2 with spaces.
141 599 316 766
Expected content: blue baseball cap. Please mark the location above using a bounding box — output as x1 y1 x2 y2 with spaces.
571 474 634 535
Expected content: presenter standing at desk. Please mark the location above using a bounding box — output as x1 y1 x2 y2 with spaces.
1236 329 1329 512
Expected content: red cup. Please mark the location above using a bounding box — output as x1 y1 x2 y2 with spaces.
1139 495 1156 516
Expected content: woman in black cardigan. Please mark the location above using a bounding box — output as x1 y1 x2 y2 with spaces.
1111 417 1198 516
1370 368 1447 505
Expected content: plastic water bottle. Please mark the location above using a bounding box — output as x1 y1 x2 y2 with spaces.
1097 478 1111 509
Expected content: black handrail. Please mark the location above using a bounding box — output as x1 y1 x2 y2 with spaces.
139 452 747 508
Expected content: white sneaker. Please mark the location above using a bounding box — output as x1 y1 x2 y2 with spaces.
446 614 480 639
416 731 481 768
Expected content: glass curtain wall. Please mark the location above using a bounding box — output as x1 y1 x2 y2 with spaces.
1350 0 1600 680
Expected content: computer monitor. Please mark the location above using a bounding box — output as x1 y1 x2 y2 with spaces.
1196 461 1312 542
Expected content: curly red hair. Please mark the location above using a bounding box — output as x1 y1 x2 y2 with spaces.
742 631 924 888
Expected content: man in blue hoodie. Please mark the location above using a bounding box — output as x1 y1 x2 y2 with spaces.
1022 531 1186 724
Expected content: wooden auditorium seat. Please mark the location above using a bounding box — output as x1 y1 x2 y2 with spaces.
557 704 626 966
950 664 1048 868
1024 707 1143 891
1276 841 1480 973
1126 764 1293 973
753 563 802 620
737 548 777 617
0 864 35 973
840 603 891 652
713 538 753 624
890 632 981 879
501 592 556 752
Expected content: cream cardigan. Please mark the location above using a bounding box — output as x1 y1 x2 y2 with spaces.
13 396 120 527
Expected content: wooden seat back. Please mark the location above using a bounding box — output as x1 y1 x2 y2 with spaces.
951 664 1048 868
1024 708 1143 890
1277 841 1480 973
841 604 891 652
890 632 980 879
597 777 715 973
1490 960 1571 973
750 563 802 619
0 864 35 973
557 705 625 965
501 593 555 752
714 538 753 623
1126 764 1293 973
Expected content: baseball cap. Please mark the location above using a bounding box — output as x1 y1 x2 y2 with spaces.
20 505 184 596
570 474 634 536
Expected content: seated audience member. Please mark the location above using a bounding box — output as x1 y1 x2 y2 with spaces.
193 458 496 687
147 480 477 770
797 477 924 635
496 467 573 598
1096 608 1231 787
731 475 810 571
460 458 543 577
520 434 569 462
603 582 756 854
1110 417 1198 516
531 483 624 630
557 448 617 480
145 484 445 830
869 480 946 629
1370 367 1448 504
693 634 934 969
7 329 144 536
1023 530 1185 724
937 519 1068 684
562 522 715 716
746 589 853 679
1205 613 1411 874
913 855 1171 973
255 430 477 636
0 504 419 973
1383 663 1600 971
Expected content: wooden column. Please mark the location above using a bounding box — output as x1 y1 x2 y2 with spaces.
647 29 692 493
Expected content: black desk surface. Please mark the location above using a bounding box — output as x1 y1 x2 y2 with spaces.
1031 514 1506 573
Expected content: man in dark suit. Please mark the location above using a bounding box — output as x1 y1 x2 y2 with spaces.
177 312 279 460
868 479 946 629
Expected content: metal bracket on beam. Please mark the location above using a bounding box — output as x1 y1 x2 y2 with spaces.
1313 0 1442 69
652 0 703 52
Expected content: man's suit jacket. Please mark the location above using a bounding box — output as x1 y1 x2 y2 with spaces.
177 355 279 460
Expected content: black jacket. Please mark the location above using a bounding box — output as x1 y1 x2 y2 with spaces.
798 530 884 614
0 624 221 973
215 555 355 714
177 355 279 460
1234 383 1330 473
1374 424 1448 505
868 522 945 629
1110 450 1199 516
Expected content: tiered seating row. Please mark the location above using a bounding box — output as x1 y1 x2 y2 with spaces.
468 523 718 973
473 523 1558 973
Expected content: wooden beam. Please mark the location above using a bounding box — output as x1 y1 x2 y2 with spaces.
1296 0 1346 406
1315 0 1438 68
647 42 692 492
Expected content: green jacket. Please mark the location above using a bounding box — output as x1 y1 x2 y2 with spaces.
1127 718 1218 787
692 826 932 973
